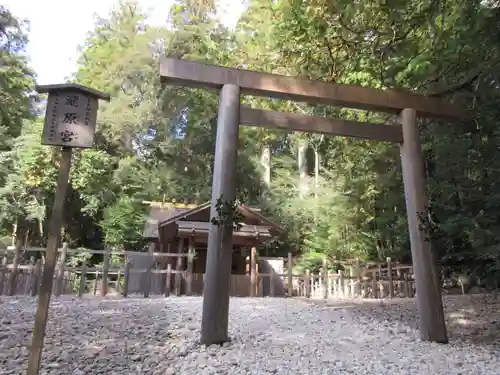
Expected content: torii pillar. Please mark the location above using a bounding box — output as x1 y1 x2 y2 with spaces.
200 84 240 345
400 108 447 343
158 57 463 345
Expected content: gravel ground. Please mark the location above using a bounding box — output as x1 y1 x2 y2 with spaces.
0 294 499 375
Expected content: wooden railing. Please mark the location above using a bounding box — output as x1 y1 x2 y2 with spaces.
0 246 416 300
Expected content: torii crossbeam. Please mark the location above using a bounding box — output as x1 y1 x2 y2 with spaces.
160 57 466 345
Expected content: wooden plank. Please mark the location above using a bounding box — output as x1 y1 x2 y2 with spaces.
144 243 154 298
174 240 183 296
177 220 274 234
250 247 257 297
31 260 42 297
116 271 121 294
372 272 378 299
186 238 194 296
305 269 311 298
55 243 68 297
101 247 110 296
322 258 328 300
2 247 188 258
7 241 22 296
93 270 99 295
160 58 464 119
240 107 403 143
339 270 345 297
122 261 131 297
0 265 7 295
165 264 172 297
78 261 87 297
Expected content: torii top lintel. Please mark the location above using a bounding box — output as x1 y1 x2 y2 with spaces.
160 58 464 120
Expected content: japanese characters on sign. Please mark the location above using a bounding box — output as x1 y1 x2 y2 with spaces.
41 91 98 148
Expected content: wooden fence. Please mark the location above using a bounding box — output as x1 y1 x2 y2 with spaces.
0 245 416 300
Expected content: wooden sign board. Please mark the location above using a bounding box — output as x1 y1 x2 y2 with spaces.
41 91 99 148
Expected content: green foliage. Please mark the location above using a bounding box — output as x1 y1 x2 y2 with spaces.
210 195 243 231
100 195 146 249
3 0 500 287
0 6 35 141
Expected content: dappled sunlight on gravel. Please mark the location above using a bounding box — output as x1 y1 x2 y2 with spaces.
0 294 499 374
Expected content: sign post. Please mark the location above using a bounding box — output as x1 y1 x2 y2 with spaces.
27 84 110 375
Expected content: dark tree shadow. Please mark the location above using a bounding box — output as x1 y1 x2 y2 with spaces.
313 294 500 349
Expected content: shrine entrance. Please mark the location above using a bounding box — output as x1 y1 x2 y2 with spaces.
159 58 466 345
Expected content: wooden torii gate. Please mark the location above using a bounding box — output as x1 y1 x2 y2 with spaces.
159 58 465 345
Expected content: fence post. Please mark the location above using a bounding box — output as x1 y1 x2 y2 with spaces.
403 272 410 298
250 247 257 297
78 261 87 297
55 242 68 297
116 271 121 294
387 257 394 298
101 247 110 297
144 244 154 298
186 255 193 296
338 270 344 298
410 272 415 297
379 275 385 298
322 258 328 300
165 264 172 297
7 240 22 296
287 252 293 297
93 270 99 295
332 273 337 297
174 240 183 296
371 271 378 299
25 258 35 294
305 269 311 298
25 257 33 294
0 254 6 294
122 261 131 297
346 268 352 297
363 274 369 298
0 262 7 295
185 236 194 296
31 259 42 297
328 273 333 297
355 258 362 297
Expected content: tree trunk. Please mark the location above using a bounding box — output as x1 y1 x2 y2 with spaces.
260 144 271 189
298 139 308 198
11 220 17 247
314 148 319 198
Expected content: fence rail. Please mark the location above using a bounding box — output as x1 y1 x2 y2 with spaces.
0 246 416 300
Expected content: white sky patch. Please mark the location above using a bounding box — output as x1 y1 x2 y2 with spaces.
4 0 246 85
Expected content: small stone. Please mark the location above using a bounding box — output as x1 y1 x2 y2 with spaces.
0 295 499 374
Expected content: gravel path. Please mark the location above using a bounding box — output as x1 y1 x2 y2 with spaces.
0 294 499 374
